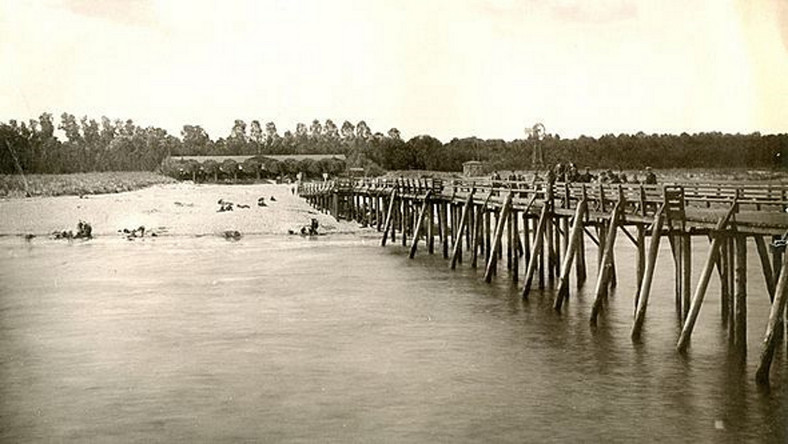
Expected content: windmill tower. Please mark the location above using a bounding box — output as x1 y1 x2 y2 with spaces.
525 123 546 167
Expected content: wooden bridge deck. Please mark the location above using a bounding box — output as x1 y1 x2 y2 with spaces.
299 177 788 386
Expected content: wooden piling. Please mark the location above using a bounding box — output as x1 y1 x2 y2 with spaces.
669 232 681 312
755 254 788 385
633 224 646 312
512 210 520 282
472 204 483 268
631 205 666 338
401 199 408 247
555 199 588 311
450 193 474 269
576 218 587 285
409 192 433 259
427 202 435 254
591 201 624 325
485 207 492 263
719 237 730 324
546 212 555 284
381 189 397 247
522 204 549 298
440 202 449 259
506 210 513 271
456 202 463 264
734 234 747 355
484 193 513 283
676 203 738 351
755 236 776 299
680 233 691 320
523 212 531 268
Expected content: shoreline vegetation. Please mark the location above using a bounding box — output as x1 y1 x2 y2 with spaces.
1 114 786 180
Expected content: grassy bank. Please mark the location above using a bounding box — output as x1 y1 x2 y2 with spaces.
0 172 177 198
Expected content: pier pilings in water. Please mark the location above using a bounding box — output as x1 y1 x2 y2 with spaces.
300 177 788 386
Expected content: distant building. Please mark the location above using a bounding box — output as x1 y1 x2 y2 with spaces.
462 160 484 177
169 154 346 164
348 167 365 178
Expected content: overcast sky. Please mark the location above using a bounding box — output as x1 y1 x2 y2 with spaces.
1 0 786 142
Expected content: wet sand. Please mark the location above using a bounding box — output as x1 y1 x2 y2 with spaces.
0 183 362 237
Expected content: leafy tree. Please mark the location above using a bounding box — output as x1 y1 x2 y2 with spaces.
356 120 371 140
181 125 211 156
341 120 355 141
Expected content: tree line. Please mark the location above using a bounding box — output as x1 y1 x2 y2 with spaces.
1 112 785 175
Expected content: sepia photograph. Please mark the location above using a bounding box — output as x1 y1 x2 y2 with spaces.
1 0 787 442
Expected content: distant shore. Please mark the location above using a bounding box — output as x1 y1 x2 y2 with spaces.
0 182 363 238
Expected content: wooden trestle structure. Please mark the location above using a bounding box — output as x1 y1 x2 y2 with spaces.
300 177 788 385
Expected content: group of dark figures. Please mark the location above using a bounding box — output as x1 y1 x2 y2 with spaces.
491 164 657 186
289 218 320 236
217 196 275 212
51 220 93 240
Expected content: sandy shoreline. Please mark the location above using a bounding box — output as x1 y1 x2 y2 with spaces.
0 183 364 238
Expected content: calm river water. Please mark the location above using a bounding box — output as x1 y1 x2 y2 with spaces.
1 234 786 442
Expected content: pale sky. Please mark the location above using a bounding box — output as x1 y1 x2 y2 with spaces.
1 0 786 142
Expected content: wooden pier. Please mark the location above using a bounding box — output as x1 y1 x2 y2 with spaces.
299 177 788 385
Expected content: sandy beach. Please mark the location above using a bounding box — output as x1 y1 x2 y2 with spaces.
0 183 363 238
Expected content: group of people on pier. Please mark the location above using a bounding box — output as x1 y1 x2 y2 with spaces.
490 164 658 186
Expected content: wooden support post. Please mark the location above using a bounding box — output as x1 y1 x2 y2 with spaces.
682 232 691 321
734 235 747 355
484 194 513 283
376 195 383 231
485 207 492 263
755 255 788 385
381 190 398 247
496 209 503 261
590 202 624 325
440 202 449 259
409 193 433 259
630 206 667 338
546 214 555 284
538 219 546 290
719 237 730 324
575 217 587 285
669 232 681 312
466 199 473 253
633 224 646 312
597 221 606 269
522 204 549 298
450 193 475 269
506 210 513 271
728 236 736 337
401 199 408 247
523 212 531 269
512 210 520 282
755 236 776 299
555 200 588 311
472 205 482 268
561 216 569 284
427 202 435 254
676 203 738 351
772 236 783 290
456 202 463 264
